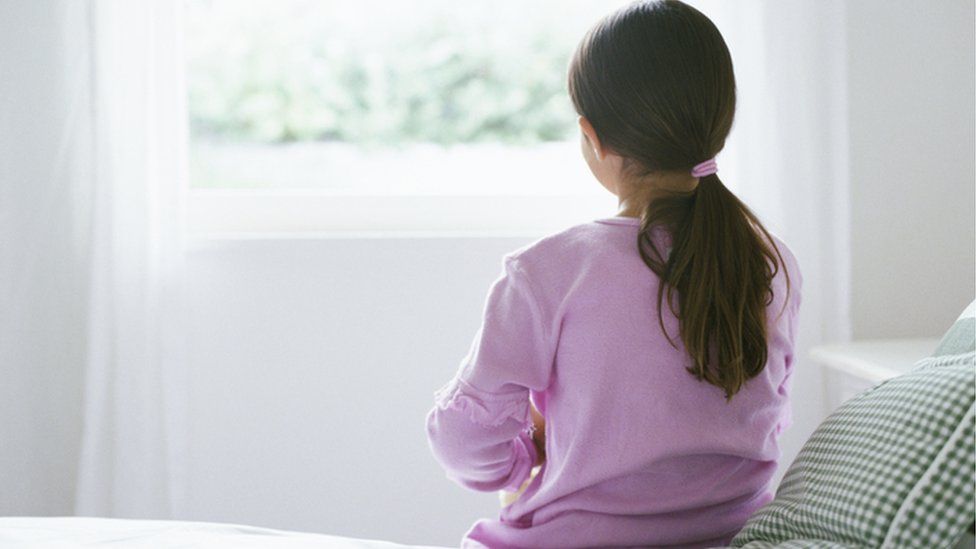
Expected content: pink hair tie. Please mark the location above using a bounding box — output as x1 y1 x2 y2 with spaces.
691 158 718 178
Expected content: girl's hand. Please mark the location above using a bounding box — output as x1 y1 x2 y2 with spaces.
499 405 546 507
529 403 546 466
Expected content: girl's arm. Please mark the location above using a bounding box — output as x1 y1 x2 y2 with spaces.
425 255 553 492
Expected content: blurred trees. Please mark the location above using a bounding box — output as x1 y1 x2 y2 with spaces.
186 0 583 146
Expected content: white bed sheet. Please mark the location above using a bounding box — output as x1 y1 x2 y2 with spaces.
0 517 450 548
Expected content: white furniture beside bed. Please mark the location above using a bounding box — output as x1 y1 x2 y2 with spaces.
811 337 941 412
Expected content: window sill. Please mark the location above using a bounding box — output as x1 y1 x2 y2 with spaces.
186 189 616 239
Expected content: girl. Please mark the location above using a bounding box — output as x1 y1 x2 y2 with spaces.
425 1 801 547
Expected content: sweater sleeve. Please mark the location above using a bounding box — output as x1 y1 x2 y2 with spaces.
425 254 555 493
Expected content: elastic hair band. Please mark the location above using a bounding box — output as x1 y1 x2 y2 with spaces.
691 158 718 178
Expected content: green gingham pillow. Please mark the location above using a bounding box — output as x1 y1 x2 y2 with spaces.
728 301 976 549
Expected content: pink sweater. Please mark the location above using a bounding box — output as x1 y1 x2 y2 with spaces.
425 216 802 548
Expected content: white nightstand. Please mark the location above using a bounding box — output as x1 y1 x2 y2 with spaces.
810 337 942 412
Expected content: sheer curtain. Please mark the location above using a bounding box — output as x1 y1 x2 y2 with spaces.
1 0 188 517
71 0 189 517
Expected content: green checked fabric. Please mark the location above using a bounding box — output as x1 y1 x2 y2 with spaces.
728 301 976 549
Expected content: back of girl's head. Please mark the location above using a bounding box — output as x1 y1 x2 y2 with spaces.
569 0 734 172
569 0 792 401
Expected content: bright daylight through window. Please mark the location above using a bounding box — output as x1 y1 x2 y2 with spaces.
184 0 619 234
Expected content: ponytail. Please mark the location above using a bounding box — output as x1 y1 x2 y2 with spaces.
567 1 792 400
638 174 792 401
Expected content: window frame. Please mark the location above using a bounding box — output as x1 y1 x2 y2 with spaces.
186 190 616 238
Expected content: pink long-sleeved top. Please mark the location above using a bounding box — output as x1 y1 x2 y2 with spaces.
425 216 802 549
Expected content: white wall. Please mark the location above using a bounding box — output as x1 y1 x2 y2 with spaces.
182 237 532 545
847 0 976 338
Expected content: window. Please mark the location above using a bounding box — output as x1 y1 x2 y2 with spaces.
184 0 620 235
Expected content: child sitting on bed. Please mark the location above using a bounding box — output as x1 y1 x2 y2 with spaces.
425 1 802 547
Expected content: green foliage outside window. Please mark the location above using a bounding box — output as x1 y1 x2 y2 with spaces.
186 0 596 147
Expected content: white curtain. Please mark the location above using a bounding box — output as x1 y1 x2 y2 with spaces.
0 0 191 517
72 0 189 517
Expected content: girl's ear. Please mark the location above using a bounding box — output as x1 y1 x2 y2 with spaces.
578 116 606 161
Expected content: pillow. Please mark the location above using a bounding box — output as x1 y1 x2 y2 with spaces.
727 301 976 549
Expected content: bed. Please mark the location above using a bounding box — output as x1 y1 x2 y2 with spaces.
0 517 449 548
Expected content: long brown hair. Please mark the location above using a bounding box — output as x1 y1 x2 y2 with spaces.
568 0 792 401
